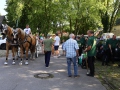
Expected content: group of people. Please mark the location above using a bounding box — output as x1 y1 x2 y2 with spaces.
63 30 96 77
23 24 61 68
43 30 96 78
99 35 119 66
23 25 120 78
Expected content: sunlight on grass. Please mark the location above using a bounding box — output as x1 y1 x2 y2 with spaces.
95 60 120 89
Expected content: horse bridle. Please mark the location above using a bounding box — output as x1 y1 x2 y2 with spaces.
3 26 18 45
13 29 31 46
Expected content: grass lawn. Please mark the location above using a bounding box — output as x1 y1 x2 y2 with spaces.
95 60 120 90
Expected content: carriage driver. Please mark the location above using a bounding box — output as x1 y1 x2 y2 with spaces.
24 24 32 35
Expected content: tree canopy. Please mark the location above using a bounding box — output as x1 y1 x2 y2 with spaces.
5 0 120 35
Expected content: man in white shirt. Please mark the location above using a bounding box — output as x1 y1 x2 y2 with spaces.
54 33 60 57
24 24 32 35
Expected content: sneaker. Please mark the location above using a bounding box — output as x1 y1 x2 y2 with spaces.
25 61 29 65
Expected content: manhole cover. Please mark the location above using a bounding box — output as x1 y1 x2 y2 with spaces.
34 73 54 79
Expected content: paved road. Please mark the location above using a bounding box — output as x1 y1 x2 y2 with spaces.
0 53 106 90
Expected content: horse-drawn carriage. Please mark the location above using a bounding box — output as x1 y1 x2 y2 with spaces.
1 24 42 65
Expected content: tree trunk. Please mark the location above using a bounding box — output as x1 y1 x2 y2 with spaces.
74 18 78 35
69 17 72 33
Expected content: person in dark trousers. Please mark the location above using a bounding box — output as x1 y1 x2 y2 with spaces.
100 40 108 66
100 35 110 66
108 35 118 64
43 34 53 68
84 30 96 77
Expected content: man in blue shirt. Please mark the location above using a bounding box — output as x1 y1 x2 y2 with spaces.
63 33 79 77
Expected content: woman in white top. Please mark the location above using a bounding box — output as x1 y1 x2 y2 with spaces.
54 33 60 57
24 24 32 35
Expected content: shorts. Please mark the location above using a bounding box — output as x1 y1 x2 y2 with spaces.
54 46 59 50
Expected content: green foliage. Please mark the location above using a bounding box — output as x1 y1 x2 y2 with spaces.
99 0 120 32
5 0 120 34
61 36 69 42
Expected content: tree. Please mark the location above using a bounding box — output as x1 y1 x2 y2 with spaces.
99 0 120 32
5 0 120 35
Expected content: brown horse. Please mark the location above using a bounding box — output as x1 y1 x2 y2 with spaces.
13 28 36 65
2 25 18 65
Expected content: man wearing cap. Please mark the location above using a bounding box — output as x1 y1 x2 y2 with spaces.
43 34 53 68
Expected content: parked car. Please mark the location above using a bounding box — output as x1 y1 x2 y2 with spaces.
0 35 6 50
102 33 114 40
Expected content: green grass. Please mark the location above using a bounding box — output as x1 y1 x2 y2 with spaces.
95 60 120 90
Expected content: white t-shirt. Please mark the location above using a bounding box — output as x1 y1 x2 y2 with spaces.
54 36 60 46
24 28 31 34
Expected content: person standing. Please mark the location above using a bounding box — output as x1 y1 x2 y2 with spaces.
36 33 40 52
77 36 82 56
84 30 96 77
62 39 66 55
108 35 118 64
63 33 79 77
101 35 110 66
43 34 53 68
80 34 86 49
54 33 60 57
100 39 108 66
24 24 32 35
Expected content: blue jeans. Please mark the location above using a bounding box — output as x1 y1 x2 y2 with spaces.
45 51 51 67
67 57 78 76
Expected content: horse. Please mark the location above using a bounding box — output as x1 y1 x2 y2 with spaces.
2 24 18 65
13 28 36 65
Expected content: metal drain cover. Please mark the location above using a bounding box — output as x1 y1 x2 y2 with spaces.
34 73 54 79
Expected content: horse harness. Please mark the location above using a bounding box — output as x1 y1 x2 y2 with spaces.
6 36 18 45
18 34 32 49
6 36 13 44
5 36 19 50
